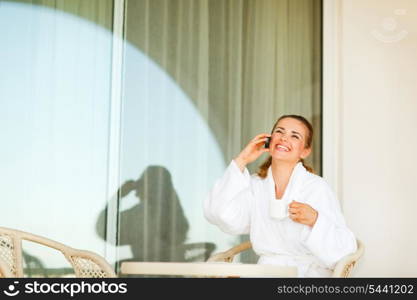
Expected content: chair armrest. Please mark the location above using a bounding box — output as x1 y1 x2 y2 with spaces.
332 239 365 277
207 241 252 263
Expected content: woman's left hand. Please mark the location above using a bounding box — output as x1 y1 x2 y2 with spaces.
288 201 318 227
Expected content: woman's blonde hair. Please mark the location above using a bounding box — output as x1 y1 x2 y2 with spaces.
257 115 314 178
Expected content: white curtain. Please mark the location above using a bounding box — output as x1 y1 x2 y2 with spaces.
117 0 321 267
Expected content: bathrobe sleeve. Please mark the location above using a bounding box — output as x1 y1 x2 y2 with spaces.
204 160 253 235
302 180 357 269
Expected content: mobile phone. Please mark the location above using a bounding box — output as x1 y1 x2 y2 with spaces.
264 137 271 148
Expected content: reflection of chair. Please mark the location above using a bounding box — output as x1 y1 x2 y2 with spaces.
181 242 216 262
207 239 364 277
0 227 116 278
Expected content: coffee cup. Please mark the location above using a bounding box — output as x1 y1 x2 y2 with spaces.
269 199 289 220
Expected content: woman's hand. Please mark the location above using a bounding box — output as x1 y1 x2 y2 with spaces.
288 201 318 227
234 133 271 171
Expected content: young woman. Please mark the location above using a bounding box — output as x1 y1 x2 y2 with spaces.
204 115 357 277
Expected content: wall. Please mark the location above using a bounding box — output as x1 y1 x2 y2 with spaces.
332 0 417 276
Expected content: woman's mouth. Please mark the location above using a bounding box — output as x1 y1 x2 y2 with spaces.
275 144 290 152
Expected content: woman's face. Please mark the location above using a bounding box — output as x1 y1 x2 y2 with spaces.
269 117 311 163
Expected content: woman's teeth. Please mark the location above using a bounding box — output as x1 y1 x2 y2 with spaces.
276 145 289 152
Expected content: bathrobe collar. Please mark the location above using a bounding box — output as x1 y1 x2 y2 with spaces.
265 162 306 202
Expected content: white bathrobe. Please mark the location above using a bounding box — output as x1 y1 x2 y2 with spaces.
204 160 357 277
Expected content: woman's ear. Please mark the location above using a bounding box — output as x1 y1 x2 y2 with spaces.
300 147 312 159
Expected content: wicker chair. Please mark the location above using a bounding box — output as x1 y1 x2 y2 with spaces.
207 239 364 277
0 226 116 278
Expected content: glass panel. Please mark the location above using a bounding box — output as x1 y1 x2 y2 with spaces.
0 0 114 277
0 0 321 277
118 0 322 271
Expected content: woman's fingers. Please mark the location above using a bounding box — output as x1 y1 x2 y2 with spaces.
289 201 303 208
251 133 271 143
289 204 304 220
288 207 300 214
235 133 271 167
253 137 270 145
288 202 318 227
289 213 300 222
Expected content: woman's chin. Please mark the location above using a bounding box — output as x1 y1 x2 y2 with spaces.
271 153 298 164
271 154 290 161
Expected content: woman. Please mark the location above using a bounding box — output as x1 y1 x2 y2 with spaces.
204 115 357 277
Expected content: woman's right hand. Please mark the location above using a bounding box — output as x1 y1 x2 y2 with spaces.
234 133 271 171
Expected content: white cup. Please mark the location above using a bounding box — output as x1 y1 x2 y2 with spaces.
269 199 289 220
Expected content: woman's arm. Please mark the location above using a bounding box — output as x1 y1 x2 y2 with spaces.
301 181 357 269
204 160 254 235
204 133 270 235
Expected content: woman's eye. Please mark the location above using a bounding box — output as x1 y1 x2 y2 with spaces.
292 135 299 139
275 129 283 133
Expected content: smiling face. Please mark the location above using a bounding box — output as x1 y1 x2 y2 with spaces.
269 117 312 163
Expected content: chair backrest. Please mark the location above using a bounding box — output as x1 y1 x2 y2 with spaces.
207 239 364 277
0 226 116 278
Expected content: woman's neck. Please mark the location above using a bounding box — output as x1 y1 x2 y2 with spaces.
271 160 297 199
